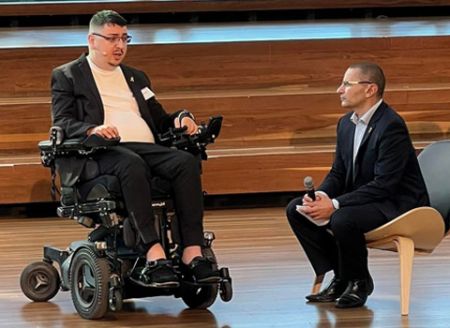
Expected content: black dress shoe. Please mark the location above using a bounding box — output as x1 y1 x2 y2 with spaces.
182 256 221 283
130 259 180 288
306 277 347 303
335 275 374 308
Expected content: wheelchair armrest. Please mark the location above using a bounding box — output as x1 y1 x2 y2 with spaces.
39 134 120 153
38 128 120 167
38 137 85 152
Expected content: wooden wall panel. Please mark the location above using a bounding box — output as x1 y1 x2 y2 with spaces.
2 87 450 156
3 35 450 97
1 86 450 203
0 164 51 204
202 151 334 194
2 24 450 203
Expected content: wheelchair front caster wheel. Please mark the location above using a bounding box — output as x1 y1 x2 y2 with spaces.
20 261 61 302
220 279 232 302
219 267 233 302
109 287 123 312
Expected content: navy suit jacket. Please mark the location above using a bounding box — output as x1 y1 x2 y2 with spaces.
319 101 429 219
51 53 177 141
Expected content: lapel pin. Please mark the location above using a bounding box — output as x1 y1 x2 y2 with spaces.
130 76 134 82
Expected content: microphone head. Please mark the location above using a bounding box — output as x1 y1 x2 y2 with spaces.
304 176 314 189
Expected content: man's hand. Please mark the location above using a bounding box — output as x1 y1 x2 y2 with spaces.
301 192 335 221
174 116 198 135
87 124 120 139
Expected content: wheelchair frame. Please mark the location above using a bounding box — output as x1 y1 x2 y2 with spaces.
20 116 233 320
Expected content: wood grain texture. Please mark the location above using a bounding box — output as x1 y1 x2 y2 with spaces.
2 20 450 203
0 164 52 204
2 207 450 327
4 32 450 96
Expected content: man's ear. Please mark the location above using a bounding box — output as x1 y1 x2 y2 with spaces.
366 83 378 98
88 34 96 50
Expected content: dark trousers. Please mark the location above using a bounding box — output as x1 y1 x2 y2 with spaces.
286 197 389 280
93 142 204 247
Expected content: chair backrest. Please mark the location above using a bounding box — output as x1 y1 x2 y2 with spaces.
418 140 450 228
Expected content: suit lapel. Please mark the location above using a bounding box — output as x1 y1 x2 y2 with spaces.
357 102 385 152
340 115 356 188
74 57 159 134
121 65 158 133
353 102 386 182
77 55 103 115
121 65 142 105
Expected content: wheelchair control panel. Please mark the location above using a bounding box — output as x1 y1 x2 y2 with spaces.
159 115 223 160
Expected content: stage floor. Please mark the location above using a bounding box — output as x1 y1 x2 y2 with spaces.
1 207 450 327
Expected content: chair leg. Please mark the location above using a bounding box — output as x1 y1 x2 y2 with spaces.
311 274 325 294
393 236 415 316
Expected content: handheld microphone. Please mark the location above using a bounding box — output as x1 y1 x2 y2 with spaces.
303 176 316 201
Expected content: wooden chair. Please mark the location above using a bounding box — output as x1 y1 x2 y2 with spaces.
311 140 450 315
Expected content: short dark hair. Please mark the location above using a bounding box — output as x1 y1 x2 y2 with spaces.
89 10 127 31
349 62 386 97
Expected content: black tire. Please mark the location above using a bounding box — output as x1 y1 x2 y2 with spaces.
220 279 233 302
20 261 60 302
109 288 123 312
180 247 219 309
69 248 110 320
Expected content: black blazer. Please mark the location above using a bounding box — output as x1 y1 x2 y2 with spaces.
51 53 177 141
319 101 429 219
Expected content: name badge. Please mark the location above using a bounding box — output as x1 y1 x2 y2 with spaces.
141 87 155 100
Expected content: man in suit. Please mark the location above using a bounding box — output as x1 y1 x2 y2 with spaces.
51 10 220 288
286 62 429 308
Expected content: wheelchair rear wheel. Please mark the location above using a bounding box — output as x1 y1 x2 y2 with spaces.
70 247 110 319
20 261 60 302
180 247 219 309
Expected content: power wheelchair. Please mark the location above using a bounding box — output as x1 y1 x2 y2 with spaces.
20 116 232 320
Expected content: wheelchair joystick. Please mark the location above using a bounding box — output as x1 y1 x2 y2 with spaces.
203 231 215 247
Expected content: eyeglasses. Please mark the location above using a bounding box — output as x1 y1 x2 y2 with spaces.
92 33 132 44
340 80 374 87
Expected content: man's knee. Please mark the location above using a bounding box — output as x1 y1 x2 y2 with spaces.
329 208 358 236
286 197 306 223
176 151 200 174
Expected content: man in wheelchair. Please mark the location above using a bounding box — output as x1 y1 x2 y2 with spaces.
19 9 231 319
51 9 222 288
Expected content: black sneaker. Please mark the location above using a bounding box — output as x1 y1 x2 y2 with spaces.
130 259 179 288
182 256 221 283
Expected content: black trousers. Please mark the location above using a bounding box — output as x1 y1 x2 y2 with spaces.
286 197 389 280
93 142 204 247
